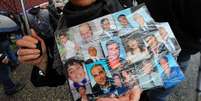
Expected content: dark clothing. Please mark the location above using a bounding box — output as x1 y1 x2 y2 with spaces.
115 85 129 95
118 0 134 8
30 0 123 87
63 0 123 28
0 41 16 94
138 0 201 55
136 1 201 100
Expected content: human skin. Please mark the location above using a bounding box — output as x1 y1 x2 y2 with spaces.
79 23 93 42
91 65 107 86
107 43 120 61
67 63 86 83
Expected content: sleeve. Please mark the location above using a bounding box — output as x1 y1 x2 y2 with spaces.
30 50 66 87
104 0 123 13
31 67 66 87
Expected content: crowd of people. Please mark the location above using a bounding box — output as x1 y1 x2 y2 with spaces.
1 0 201 101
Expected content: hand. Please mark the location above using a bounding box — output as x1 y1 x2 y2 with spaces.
129 86 142 101
96 87 142 101
16 29 48 72
2 56 9 64
96 97 119 101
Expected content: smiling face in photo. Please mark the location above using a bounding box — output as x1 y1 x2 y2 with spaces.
68 63 86 83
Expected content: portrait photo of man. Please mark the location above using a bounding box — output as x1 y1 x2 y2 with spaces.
85 61 116 97
117 14 134 36
100 17 117 36
79 23 94 44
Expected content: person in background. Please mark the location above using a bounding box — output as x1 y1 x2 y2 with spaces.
0 16 25 95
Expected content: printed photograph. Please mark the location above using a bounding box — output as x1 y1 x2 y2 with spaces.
80 42 104 64
136 58 163 90
55 30 82 62
122 33 151 64
120 68 139 89
72 22 101 45
156 22 181 56
112 8 134 36
156 53 185 89
112 73 129 96
100 37 127 70
85 60 116 97
143 31 168 57
129 5 157 32
93 14 118 38
64 58 93 101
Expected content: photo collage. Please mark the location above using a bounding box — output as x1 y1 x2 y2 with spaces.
55 4 185 101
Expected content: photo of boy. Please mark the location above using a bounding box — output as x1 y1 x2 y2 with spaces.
123 33 150 64
85 60 116 97
157 23 181 56
157 53 185 89
56 31 80 61
137 58 163 90
64 58 92 101
100 37 127 70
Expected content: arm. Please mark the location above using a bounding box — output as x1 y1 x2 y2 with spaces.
16 30 66 87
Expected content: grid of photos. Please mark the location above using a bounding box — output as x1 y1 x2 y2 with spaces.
55 4 184 101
